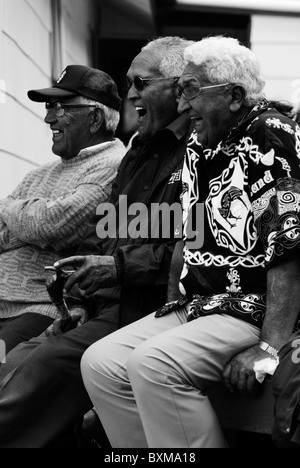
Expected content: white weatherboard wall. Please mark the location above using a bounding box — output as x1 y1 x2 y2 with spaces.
251 15 300 105
0 0 96 199
0 0 53 198
61 0 95 66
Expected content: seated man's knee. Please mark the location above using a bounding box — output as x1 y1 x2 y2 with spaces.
81 343 101 384
127 342 166 386
81 340 117 387
26 338 69 375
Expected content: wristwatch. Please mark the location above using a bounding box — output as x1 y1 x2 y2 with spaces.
258 340 279 358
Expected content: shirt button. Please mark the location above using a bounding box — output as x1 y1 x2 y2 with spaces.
153 154 159 159
144 185 149 190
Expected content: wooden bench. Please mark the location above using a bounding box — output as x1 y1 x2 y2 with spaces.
207 378 274 446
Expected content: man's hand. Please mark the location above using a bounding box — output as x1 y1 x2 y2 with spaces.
45 307 88 336
54 255 118 295
222 345 272 396
222 258 300 396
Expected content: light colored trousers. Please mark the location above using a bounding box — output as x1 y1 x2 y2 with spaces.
81 310 260 448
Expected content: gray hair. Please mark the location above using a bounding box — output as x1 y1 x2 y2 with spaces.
79 96 120 135
142 36 195 78
184 36 266 106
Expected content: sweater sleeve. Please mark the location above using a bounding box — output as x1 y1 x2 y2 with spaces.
0 225 26 252
0 167 117 251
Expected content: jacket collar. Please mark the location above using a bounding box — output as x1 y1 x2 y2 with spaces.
165 112 191 141
132 112 191 149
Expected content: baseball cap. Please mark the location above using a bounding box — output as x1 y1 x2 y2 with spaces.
28 65 122 111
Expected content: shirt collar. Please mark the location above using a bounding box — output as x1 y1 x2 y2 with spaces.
165 112 191 140
131 112 191 149
79 141 114 155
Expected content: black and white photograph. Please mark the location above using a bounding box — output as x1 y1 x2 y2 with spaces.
0 0 300 451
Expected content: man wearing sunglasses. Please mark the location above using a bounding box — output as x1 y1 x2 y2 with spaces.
0 36 194 448
0 65 125 357
79 36 300 448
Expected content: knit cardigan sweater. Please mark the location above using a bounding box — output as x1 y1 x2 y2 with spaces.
0 139 125 319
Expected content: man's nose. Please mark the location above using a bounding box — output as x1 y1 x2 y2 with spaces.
177 95 191 114
44 110 57 124
127 85 140 100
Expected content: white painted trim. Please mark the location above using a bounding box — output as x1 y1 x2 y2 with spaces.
0 0 6 103
51 0 64 79
0 0 3 53
176 0 300 14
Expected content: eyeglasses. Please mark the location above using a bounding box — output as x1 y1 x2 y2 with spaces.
126 76 179 92
176 77 231 101
45 102 100 117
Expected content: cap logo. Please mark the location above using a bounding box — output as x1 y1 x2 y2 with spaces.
57 69 67 84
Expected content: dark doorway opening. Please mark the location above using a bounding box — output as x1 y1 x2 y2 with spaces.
94 2 251 144
96 39 146 145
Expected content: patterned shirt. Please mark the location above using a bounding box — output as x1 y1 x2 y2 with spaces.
178 101 300 330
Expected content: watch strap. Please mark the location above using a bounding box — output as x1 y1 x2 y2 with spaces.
258 340 279 358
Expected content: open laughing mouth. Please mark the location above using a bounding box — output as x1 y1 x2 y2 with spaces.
52 129 63 139
190 115 202 124
136 107 147 122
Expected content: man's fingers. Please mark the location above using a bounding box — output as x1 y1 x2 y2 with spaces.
246 373 260 396
236 372 247 393
45 324 54 337
222 364 235 392
53 319 64 336
45 321 62 337
54 256 85 269
78 278 94 290
84 284 98 296
63 269 85 293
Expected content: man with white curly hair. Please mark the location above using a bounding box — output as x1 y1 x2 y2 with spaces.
80 35 300 448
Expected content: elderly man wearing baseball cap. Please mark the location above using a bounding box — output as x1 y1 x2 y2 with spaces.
28 65 122 109
0 65 126 356
0 36 194 448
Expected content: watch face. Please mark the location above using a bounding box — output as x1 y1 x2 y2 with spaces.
259 341 267 350
259 341 278 357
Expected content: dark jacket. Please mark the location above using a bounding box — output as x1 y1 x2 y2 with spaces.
272 334 300 448
68 113 191 326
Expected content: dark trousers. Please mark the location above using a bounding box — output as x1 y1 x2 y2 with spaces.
0 313 53 356
0 304 119 448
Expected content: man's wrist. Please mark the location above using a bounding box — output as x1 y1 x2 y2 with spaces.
258 340 279 358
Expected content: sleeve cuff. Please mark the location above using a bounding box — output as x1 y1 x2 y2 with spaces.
114 254 124 283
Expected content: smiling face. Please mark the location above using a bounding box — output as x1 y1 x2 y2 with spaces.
126 50 179 140
44 96 93 160
177 63 242 149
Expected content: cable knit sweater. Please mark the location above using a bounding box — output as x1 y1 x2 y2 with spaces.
0 139 125 319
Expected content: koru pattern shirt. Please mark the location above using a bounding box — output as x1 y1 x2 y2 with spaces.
180 101 300 330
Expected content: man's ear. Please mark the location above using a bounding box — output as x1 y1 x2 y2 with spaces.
89 108 104 134
229 85 245 113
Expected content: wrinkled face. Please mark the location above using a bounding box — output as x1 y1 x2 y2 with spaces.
177 63 235 149
44 96 93 159
126 50 179 140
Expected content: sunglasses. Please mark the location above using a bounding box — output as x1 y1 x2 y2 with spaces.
45 102 100 117
176 77 232 101
126 76 179 92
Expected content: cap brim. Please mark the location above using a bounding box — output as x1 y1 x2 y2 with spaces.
27 88 78 102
